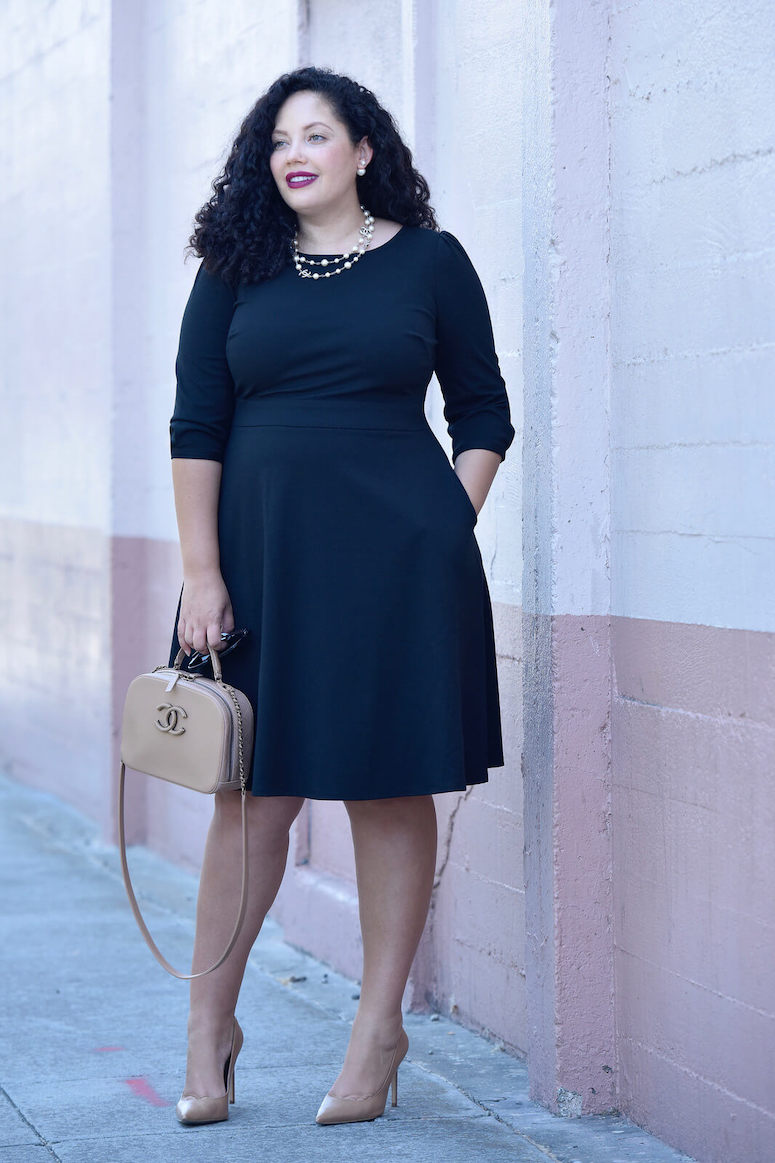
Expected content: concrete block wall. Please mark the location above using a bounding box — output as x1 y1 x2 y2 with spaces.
607 3 775 1159
518 1 775 1158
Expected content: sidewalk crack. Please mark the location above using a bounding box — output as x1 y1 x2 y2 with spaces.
1 1086 62 1160
407 1061 566 1161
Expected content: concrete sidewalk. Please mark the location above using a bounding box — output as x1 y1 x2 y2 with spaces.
0 774 695 1163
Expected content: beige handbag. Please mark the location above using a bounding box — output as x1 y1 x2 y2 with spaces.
118 646 254 980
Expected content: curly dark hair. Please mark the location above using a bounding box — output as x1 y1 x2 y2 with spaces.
185 66 439 288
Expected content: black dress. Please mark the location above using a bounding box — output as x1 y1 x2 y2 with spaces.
168 225 515 800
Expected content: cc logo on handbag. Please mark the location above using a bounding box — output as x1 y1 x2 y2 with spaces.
155 703 188 735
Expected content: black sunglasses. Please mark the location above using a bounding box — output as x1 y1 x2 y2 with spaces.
184 628 251 672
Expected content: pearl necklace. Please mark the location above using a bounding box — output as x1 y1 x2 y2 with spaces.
292 206 375 279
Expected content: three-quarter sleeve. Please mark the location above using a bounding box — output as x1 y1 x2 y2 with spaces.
433 230 515 465
169 261 237 462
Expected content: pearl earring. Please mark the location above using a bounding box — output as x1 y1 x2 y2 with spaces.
357 162 366 176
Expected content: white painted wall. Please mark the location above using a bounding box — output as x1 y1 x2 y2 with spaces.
535 0 612 620
606 8 775 1158
0 1 113 822
609 0 775 633
1 0 112 532
427 0 523 609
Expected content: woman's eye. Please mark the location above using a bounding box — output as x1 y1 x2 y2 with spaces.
271 135 323 149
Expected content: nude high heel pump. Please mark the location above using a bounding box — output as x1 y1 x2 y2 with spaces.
315 1027 409 1125
176 1018 243 1125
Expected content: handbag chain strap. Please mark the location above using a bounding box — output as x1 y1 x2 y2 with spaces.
219 678 247 793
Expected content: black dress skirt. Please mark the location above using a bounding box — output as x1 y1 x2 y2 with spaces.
168 225 515 800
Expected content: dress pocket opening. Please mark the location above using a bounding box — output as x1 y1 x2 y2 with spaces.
449 467 478 524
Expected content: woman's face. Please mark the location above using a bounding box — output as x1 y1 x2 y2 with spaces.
269 90 371 215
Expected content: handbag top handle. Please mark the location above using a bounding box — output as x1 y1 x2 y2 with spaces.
173 644 223 682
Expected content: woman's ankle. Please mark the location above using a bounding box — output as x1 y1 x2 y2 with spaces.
186 1008 235 1039
351 1006 403 1041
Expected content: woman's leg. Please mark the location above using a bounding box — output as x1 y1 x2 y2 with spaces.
328 794 437 1097
183 790 304 1097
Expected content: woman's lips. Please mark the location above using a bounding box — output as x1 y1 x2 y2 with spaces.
287 174 318 188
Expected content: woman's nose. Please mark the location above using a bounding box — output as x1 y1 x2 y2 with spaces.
286 138 308 164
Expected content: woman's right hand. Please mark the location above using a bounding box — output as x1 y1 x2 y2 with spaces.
177 570 235 656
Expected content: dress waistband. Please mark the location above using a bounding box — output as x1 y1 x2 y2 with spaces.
231 394 428 431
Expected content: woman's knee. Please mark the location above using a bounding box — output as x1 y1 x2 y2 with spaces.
245 793 305 838
214 790 304 833
344 794 435 822
345 793 433 809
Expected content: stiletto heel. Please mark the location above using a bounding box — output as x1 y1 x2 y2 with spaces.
316 1027 409 1125
227 1032 238 1106
176 1018 243 1125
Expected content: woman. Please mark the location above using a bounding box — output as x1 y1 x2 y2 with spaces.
168 65 514 1127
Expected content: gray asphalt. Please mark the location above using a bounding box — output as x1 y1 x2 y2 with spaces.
0 773 695 1162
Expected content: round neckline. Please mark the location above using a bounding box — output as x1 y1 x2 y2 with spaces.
295 224 407 260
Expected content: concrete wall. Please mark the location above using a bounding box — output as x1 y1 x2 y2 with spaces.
0 1 113 825
520 0 618 1119
518 0 775 1157
607 3 775 1158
